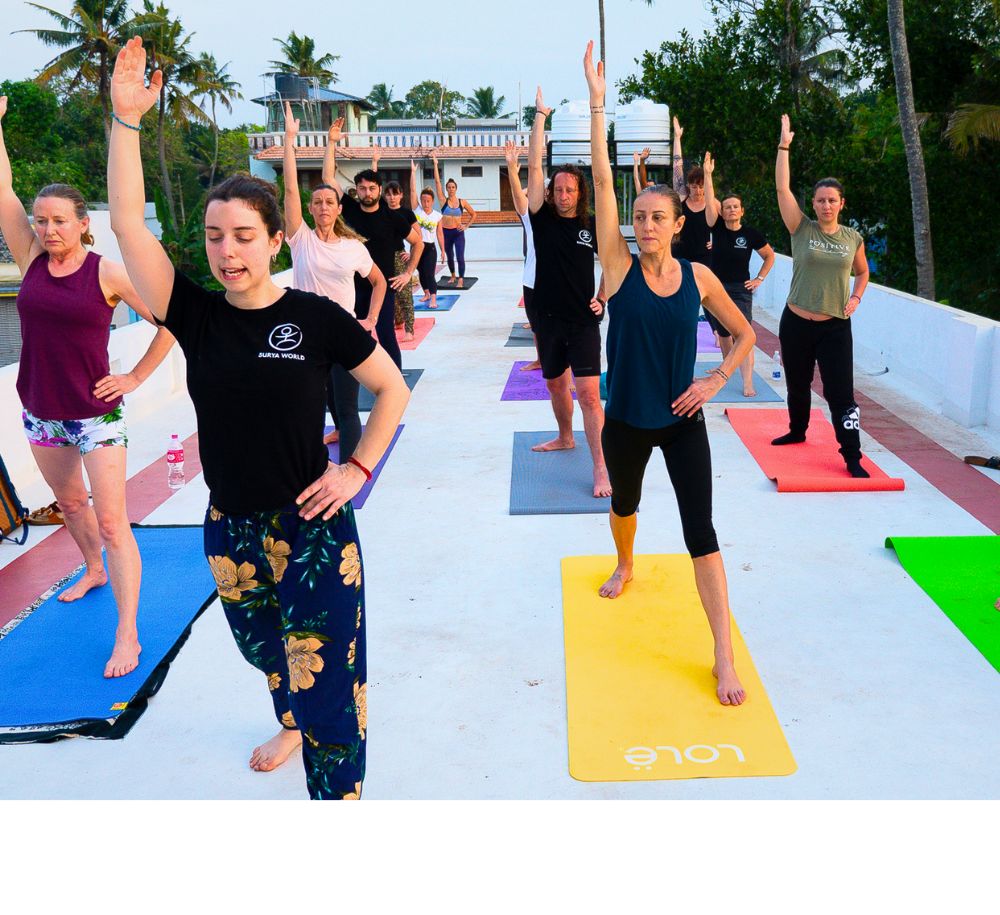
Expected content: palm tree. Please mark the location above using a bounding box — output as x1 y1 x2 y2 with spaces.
367 82 406 123
466 86 508 119
887 0 934 299
268 32 339 87
17 0 140 143
133 1 210 226
195 53 242 188
946 104 1000 153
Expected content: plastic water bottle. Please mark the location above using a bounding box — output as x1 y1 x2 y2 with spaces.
167 434 185 490
771 349 782 380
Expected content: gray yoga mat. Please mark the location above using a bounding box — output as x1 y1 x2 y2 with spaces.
695 362 784 403
359 368 423 411
505 323 535 347
509 431 612 515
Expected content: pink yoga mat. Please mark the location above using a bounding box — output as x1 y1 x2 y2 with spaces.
398 317 435 351
726 407 906 492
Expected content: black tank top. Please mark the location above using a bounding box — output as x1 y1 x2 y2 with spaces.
679 201 712 266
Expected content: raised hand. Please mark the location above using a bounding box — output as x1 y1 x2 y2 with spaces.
371 146 380 169
111 36 163 120
504 138 519 168
640 146 651 161
535 86 552 118
429 147 439 161
327 116 345 144
633 151 640 165
703 151 714 175
780 113 794 147
672 116 683 140
583 41 605 101
283 101 299 139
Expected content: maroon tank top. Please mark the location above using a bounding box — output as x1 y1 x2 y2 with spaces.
16 251 121 420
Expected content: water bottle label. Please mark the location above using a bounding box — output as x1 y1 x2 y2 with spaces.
167 451 184 464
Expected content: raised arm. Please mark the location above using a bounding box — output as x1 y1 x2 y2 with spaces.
321 117 346 191
638 147 650 188
584 41 631 296
409 159 419 210
776 114 803 233
430 149 446 206
107 37 174 321
632 152 643 195
283 102 303 238
0 97 44 272
370 145 381 175
672 116 687 200
703 151 719 227
504 139 528 216
527 86 551 215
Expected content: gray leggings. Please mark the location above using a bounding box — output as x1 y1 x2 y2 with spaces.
327 364 361 462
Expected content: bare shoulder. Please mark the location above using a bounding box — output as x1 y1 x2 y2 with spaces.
690 260 718 299
98 256 129 305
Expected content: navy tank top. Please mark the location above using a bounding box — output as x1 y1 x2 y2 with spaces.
605 256 701 429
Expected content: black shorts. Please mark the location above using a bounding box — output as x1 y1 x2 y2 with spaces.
709 284 753 338
523 285 538 329
534 314 602 379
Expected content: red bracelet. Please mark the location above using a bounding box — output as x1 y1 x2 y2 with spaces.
348 456 372 481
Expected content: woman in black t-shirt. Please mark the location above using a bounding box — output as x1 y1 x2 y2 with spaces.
107 38 409 800
703 152 775 396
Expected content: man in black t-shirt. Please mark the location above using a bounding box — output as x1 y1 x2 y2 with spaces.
322 122 423 370
527 88 611 500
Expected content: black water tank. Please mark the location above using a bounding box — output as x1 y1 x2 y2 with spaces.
275 74 303 99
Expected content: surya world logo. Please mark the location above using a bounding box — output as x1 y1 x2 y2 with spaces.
268 323 302 351
578 229 594 247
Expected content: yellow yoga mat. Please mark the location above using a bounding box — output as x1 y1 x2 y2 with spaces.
562 555 797 782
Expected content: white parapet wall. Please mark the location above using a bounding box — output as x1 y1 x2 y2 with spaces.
0 320 185 491
753 252 999 432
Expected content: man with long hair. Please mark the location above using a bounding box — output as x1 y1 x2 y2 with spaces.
526 87 611 499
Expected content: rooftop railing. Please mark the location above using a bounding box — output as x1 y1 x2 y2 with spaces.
248 129 544 152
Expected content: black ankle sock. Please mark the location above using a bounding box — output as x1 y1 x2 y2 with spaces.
771 432 806 446
845 458 870 478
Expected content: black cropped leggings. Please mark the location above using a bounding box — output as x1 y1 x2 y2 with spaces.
601 412 719 558
417 243 437 294
327 364 361 462
778 306 861 461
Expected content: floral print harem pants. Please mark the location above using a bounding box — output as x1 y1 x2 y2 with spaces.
204 502 367 800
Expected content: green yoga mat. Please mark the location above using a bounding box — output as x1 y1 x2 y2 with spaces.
886 535 1000 673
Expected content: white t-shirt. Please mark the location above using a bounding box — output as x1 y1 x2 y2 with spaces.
519 211 536 288
287 225 374 315
414 207 443 244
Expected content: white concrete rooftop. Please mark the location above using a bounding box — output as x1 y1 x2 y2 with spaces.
1 258 999 800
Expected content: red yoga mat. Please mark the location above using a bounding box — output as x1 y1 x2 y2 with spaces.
726 407 906 492
398 316 435 351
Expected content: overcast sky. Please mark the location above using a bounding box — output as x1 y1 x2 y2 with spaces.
4 0 715 127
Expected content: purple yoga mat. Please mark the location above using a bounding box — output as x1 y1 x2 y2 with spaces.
501 363 576 402
697 320 720 353
324 424 404 509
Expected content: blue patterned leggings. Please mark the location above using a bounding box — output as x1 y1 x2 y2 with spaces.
204 502 367 800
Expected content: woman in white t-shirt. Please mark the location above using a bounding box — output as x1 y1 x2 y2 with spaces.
283 103 387 459
409 159 445 311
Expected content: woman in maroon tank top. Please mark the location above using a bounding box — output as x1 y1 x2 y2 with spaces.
0 95 175 679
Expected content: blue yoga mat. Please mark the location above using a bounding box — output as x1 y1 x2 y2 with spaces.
509 432 612 515
506 323 535 347
0 525 216 742
359 368 422 412
325 424 404 509
599 366 783 404
414 294 459 312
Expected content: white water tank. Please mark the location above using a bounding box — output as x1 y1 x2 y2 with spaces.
550 100 595 165
615 99 670 167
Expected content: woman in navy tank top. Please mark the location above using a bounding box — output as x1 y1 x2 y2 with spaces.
584 43 756 706
0 95 175 679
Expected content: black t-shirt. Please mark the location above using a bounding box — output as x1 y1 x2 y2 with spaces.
678 201 712 265
340 195 415 277
161 271 377 514
709 221 768 284
529 205 599 325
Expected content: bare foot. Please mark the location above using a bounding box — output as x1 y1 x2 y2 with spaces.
712 660 747 706
104 632 141 678
429 302 438 309
403 331 415 342
58 569 108 602
532 436 575 452
520 360 541 372
249 728 302 772
598 566 632 598
593 466 612 498
418 294 430 302
743 385 756 397
521 322 532 329
323 429 340 445
456 278 464 288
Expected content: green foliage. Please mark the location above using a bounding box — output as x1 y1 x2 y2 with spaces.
402 81 466 127
466 86 508 119
268 31 339 86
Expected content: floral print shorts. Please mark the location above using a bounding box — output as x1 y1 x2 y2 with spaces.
22 405 127 454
